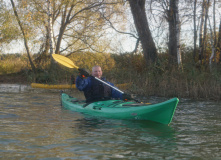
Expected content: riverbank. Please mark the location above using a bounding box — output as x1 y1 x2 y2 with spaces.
1 53 221 101
0 73 29 84
1 72 220 101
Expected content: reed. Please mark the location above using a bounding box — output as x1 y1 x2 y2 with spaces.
107 53 221 100
115 67 221 100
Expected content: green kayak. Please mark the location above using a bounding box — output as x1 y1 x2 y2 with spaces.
61 93 179 125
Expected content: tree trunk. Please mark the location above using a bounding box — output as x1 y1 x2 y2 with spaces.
175 0 182 67
217 20 221 63
55 22 66 55
209 0 216 67
193 0 197 61
168 0 181 66
199 0 206 64
45 26 50 56
208 13 215 69
128 0 157 65
48 0 55 55
10 0 36 72
203 0 210 63
47 0 55 63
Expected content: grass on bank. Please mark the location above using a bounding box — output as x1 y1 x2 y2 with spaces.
0 54 27 75
0 52 221 100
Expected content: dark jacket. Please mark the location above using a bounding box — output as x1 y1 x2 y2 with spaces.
76 76 122 102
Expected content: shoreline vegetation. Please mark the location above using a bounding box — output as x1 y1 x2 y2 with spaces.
0 52 221 101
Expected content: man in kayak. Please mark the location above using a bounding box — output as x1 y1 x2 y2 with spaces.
76 66 131 102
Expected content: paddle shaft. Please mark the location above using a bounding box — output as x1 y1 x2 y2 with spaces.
94 77 124 94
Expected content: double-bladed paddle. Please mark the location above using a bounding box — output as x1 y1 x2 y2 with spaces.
52 54 124 94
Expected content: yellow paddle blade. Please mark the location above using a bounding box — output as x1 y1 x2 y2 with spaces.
52 54 79 69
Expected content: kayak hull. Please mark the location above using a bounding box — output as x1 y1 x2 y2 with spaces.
61 93 179 125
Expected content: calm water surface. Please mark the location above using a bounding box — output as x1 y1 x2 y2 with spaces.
0 84 221 160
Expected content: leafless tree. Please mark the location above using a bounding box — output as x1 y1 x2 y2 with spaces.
128 0 158 65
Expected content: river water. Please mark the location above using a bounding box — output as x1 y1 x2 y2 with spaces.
0 84 221 160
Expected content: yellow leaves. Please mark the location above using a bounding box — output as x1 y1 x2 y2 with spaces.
21 0 28 8
26 11 32 21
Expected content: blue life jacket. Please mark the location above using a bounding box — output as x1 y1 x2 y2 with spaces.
84 77 112 102
76 76 122 102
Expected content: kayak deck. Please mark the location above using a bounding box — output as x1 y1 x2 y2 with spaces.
61 93 179 125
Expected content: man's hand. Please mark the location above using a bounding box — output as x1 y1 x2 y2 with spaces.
78 68 90 79
122 93 133 101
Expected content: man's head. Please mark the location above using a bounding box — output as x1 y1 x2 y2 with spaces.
92 65 102 78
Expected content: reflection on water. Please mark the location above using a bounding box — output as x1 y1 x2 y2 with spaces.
0 84 221 159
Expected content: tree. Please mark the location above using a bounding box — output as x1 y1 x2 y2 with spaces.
199 0 206 64
27 0 123 58
0 0 21 49
167 0 182 66
217 20 221 63
202 0 210 63
128 0 158 65
54 1 107 55
47 0 55 56
193 0 197 61
208 0 216 68
149 0 182 66
10 0 36 72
